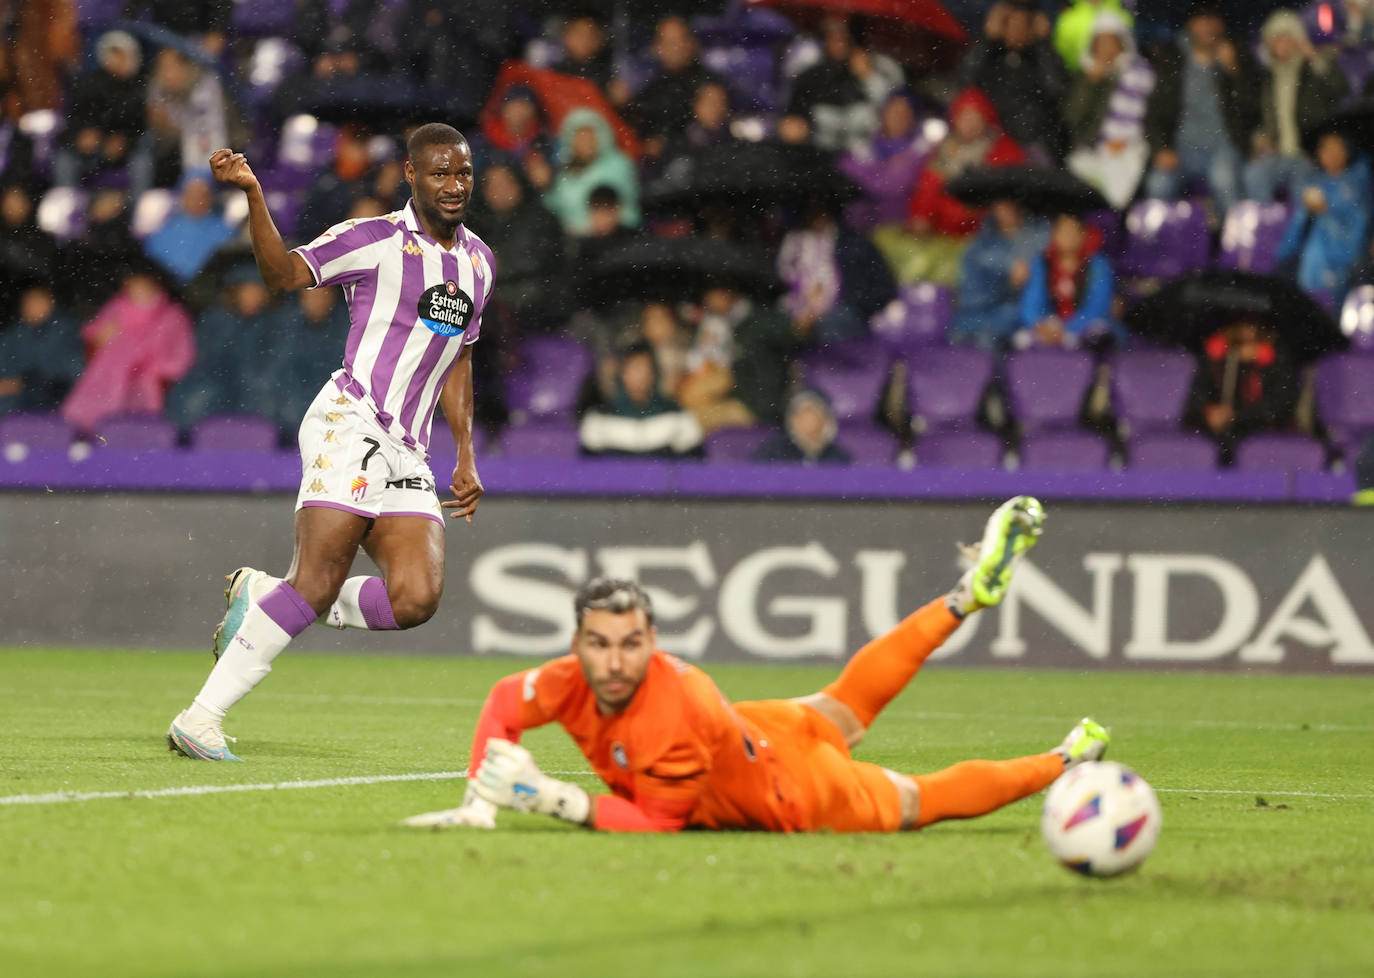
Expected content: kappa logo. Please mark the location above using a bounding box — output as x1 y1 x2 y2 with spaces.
312 454 333 470
611 742 629 769
331 395 351 406
350 475 368 501
323 429 340 444
325 412 344 423
306 478 326 494
402 241 424 257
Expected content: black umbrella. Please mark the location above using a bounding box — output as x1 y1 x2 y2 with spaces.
945 166 1110 216
1124 270 1347 365
642 140 858 216
1302 97 1374 156
585 236 781 305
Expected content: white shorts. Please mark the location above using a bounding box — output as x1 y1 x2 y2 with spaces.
294 380 443 526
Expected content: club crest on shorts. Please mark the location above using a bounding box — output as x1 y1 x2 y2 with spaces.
418 280 473 338
350 475 368 501
611 742 628 769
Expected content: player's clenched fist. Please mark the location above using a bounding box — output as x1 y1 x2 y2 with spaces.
473 738 591 825
209 148 259 192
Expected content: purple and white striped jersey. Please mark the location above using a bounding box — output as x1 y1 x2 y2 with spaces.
293 200 495 456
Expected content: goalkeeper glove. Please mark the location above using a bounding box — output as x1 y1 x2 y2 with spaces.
399 782 498 829
472 738 591 826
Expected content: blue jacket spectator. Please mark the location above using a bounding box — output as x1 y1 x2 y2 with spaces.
1276 133 1372 304
952 202 1049 351
1019 214 1120 348
143 174 236 284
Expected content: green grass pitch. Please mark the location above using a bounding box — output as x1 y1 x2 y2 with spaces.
2 647 1372 978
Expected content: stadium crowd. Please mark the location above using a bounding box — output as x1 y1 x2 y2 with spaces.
2 0 1373 478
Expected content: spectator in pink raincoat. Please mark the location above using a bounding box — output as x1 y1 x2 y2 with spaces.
61 265 194 433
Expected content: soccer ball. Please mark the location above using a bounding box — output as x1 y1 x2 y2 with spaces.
1041 760 1161 877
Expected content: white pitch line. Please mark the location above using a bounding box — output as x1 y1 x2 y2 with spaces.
3 773 1371 808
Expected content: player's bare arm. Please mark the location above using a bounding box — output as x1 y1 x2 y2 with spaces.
208 148 312 292
438 343 483 522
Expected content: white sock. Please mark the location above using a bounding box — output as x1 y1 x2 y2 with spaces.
190 580 318 719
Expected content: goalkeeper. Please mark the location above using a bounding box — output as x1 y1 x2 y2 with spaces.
405 497 1109 833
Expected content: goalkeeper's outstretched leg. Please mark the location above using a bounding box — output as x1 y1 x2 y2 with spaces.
794 495 1046 750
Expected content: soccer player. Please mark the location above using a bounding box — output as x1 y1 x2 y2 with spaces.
404 496 1111 832
167 124 494 761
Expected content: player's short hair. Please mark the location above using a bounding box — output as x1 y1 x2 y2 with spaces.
406 123 468 162
574 578 655 628
587 184 622 210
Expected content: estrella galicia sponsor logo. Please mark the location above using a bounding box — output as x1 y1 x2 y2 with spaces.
418 280 473 337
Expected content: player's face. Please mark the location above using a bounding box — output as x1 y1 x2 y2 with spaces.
573 609 656 715
406 142 475 237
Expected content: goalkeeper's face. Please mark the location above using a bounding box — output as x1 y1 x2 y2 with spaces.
574 609 657 715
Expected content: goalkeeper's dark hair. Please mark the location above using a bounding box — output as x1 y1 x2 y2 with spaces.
406 122 468 162
574 578 655 628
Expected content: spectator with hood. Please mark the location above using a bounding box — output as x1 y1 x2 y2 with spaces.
478 86 553 173
1063 9 1156 210
753 389 852 465
1244 8 1349 203
53 30 154 197
1142 3 1260 215
1054 0 1134 70
627 15 723 158
951 200 1050 350
778 15 904 152
146 46 230 188
875 89 1025 285
1018 212 1121 349
1185 320 1299 464
958 0 1069 163
543 108 640 235
1275 130 1371 305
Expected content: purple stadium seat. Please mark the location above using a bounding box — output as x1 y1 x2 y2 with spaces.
277 115 338 171
1110 349 1198 435
1126 432 1218 470
1120 200 1210 283
1339 285 1374 352
1018 431 1112 471
914 430 1004 468
0 412 75 450
191 414 281 452
1314 352 1374 447
1006 349 1096 432
504 337 592 423
802 343 891 424
233 0 297 35
1233 433 1326 472
705 426 770 462
499 422 581 460
95 415 180 451
907 347 994 433
1218 201 1291 274
77 0 123 30
836 425 898 464
872 283 952 354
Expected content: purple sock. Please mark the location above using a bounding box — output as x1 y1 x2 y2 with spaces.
359 576 400 630
258 581 318 639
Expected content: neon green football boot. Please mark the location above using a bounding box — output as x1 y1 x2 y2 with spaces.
1054 717 1110 769
948 495 1046 615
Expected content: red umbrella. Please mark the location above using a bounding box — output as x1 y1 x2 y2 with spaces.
479 61 641 163
749 0 969 71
